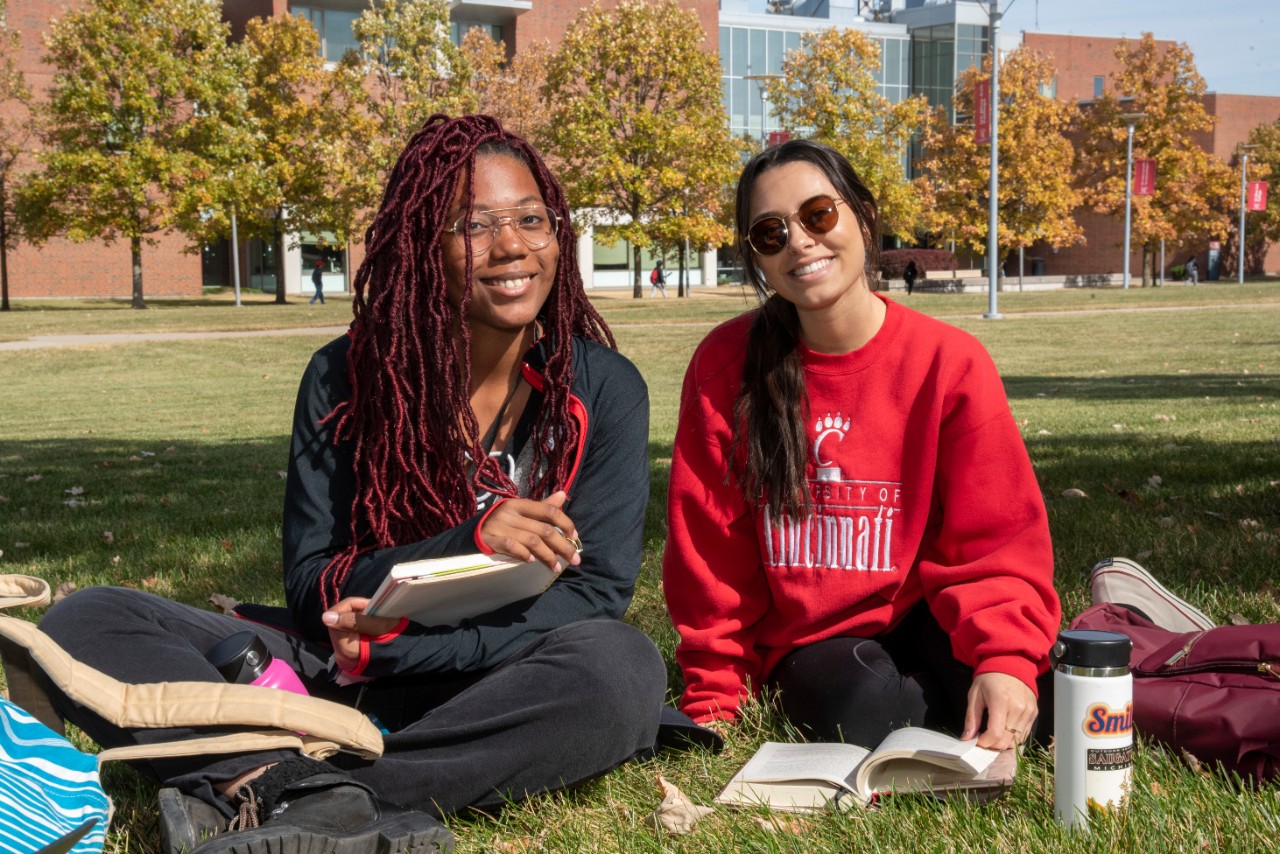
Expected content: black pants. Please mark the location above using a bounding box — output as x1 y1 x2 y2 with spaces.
765 604 1053 748
39 587 666 819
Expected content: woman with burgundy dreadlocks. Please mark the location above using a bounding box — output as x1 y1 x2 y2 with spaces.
40 115 671 854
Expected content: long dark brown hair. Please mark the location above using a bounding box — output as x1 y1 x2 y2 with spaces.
732 139 881 519
318 114 613 609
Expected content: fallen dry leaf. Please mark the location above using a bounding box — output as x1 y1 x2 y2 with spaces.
140 451 155 458
220 540 233 552
277 471 288 479
649 773 713 835
141 576 161 589
25 474 42 482
209 593 240 614
65 486 85 496
64 498 86 508
102 531 114 544
1229 614 1252 626
1158 517 1176 528
0 495 8 503
1180 749 1203 773
14 542 31 549
53 582 77 602
1061 488 1088 499
1147 475 1162 489
1240 519 1262 529
1152 413 1176 422
1149 781 1165 795
1135 550 1153 561
110 555 120 566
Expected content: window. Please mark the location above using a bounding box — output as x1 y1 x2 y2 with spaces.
1093 76 1105 99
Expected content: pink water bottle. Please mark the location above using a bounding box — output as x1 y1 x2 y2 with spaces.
205 631 310 696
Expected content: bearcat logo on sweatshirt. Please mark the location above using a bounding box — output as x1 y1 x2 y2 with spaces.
761 412 901 572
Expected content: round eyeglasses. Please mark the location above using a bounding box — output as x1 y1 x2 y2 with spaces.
745 195 846 256
444 205 559 256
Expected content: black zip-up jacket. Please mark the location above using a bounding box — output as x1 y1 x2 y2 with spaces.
281 333 650 679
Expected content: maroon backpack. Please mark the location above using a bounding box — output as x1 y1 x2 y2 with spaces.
1069 603 1280 784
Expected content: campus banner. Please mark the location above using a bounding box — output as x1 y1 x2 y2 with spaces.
1133 159 1156 196
1247 181 1269 211
974 79 991 144
767 131 791 147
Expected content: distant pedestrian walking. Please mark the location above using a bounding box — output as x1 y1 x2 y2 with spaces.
649 258 668 298
310 258 326 304
1185 256 1198 287
903 260 918 295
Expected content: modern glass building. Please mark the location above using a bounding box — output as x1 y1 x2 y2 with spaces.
718 1 912 144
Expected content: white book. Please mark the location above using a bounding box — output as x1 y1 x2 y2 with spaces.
715 728 1017 812
363 552 560 627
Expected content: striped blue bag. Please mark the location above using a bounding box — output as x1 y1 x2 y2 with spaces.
0 696 110 854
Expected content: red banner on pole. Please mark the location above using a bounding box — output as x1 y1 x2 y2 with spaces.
974 79 990 144
1247 180 1269 211
1133 159 1156 196
767 131 791 147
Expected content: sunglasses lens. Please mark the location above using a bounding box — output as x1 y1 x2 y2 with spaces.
749 219 788 255
800 196 839 234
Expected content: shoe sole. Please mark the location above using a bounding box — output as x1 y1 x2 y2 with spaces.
1091 557 1214 631
189 812 454 854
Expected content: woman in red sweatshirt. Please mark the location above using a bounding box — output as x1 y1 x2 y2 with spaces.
663 139 1060 751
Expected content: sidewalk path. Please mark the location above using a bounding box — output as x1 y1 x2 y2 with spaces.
2 300 1278 351
0 325 348 351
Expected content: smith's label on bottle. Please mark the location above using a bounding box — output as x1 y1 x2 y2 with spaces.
1087 745 1134 771
1081 701 1133 737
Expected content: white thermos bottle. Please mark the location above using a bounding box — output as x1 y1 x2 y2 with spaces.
1052 629 1134 830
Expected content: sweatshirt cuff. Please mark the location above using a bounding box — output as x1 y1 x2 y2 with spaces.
974 654 1043 696
348 618 410 677
472 498 508 554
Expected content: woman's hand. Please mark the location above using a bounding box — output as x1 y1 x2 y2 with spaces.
962 671 1038 751
321 597 400 672
480 490 582 571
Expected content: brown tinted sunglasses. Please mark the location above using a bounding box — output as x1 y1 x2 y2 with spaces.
746 195 847 256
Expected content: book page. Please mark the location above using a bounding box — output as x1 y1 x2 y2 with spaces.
732 741 870 787
870 727 998 773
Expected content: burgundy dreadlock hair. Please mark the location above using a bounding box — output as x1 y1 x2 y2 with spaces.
318 114 614 609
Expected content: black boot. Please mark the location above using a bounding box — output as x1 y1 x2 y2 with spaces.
158 757 454 854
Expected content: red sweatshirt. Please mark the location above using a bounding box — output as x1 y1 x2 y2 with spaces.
663 297 1060 723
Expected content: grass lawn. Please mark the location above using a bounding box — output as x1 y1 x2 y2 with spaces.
2 283 1279 852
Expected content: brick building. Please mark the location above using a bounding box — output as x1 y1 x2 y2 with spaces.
4 1 1277 300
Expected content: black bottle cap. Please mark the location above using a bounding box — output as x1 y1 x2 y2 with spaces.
1051 629 1132 669
205 631 271 684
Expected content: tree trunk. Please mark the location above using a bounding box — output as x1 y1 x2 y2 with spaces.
632 242 643 300
678 240 687 298
131 234 146 309
1 180 9 312
273 215 287 304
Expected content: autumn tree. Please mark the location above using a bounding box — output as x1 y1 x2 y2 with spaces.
918 48 1082 269
0 1 31 312
1074 34 1234 285
351 0 471 198
460 28 551 144
226 15 369 304
543 0 740 298
1232 119 1279 276
766 28 929 239
18 0 246 309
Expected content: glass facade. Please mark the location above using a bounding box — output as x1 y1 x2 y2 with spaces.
910 22 988 122
719 25 910 143
293 3 362 62
451 21 504 46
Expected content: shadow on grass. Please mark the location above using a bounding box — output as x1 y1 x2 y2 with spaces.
1004 373 1280 401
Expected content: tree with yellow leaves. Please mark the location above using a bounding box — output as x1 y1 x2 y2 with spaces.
1233 119 1278 277
352 0 471 192
0 0 31 312
1074 34 1234 285
459 28 552 146
765 28 929 240
918 47 1082 271
542 0 741 298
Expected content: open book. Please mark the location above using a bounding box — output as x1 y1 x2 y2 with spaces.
716 728 1016 812
363 552 561 627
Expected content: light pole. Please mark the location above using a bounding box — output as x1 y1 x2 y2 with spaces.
743 74 781 153
1119 112 1146 290
1238 144 1258 284
980 0 1014 320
